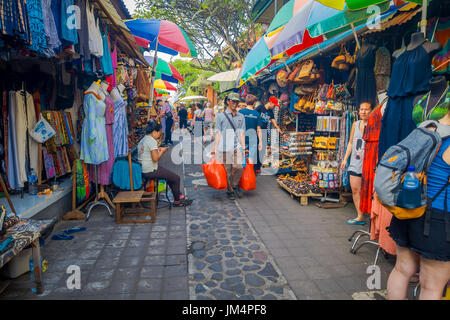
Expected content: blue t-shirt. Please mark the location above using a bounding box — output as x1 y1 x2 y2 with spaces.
256 105 274 129
239 108 261 147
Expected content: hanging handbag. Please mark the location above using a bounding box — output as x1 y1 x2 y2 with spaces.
295 96 306 111
332 45 347 69
276 69 289 87
318 84 329 100
294 83 317 95
297 59 314 80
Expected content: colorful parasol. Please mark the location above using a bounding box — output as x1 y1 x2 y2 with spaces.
144 56 184 82
125 19 197 57
315 0 417 10
237 30 285 87
270 0 391 56
154 79 177 91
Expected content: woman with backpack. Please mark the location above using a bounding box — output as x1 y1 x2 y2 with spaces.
340 102 373 225
387 108 450 300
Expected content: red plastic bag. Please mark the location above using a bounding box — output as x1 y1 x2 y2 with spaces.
202 158 228 190
239 160 256 191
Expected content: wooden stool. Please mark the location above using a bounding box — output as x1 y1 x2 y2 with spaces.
113 191 157 224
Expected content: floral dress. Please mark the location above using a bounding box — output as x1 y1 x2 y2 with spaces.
80 92 109 165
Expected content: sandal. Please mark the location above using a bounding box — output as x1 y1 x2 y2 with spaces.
346 219 366 226
64 227 86 234
173 199 193 207
51 232 74 240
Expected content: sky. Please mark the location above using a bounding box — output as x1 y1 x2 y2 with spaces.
123 0 137 15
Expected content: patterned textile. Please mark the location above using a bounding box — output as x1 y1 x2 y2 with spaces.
0 219 55 268
0 0 31 43
374 47 391 93
113 98 128 157
42 145 55 179
360 106 382 214
427 17 450 75
26 0 48 54
75 159 89 204
41 0 61 51
80 92 109 165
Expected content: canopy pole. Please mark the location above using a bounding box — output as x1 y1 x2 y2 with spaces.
420 0 428 34
148 38 159 121
351 23 361 49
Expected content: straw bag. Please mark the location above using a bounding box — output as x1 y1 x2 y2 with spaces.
299 60 314 78
276 70 289 87
303 93 316 114
294 83 317 95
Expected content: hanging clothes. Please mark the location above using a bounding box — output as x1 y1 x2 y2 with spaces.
374 47 391 94
378 44 432 159
100 29 113 76
26 0 48 55
360 105 382 214
86 3 102 57
135 69 150 101
355 45 377 107
80 92 109 165
60 0 78 45
41 0 61 52
7 92 20 189
89 96 114 184
0 0 31 43
74 0 90 59
113 97 128 158
371 194 396 255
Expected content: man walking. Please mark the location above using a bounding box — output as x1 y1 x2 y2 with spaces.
239 94 262 168
213 92 246 200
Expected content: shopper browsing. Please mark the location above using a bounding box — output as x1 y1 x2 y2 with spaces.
138 120 193 207
213 92 246 200
387 108 450 300
178 103 189 133
239 94 262 166
341 102 373 225
202 102 216 137
255 97 284 173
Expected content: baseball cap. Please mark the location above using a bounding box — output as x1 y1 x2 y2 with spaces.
227 92 241 102
269 96 280 107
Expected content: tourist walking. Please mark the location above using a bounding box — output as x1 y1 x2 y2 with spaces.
239 94 262 166
213 92 246 200
341 102 373 225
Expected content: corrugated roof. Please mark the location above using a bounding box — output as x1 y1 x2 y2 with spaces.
365 7 421 34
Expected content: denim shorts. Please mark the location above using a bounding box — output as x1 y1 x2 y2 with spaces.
388 208 450 262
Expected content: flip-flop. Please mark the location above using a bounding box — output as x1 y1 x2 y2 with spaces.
346 219 366 226
51 233 74 240
64 227 86 234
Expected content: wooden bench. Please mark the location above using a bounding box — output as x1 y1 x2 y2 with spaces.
113 191 157 224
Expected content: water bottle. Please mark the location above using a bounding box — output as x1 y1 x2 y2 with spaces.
401 166 421 208
28 169 38 195
403 166 420 190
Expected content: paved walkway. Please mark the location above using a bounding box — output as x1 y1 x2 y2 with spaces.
1 136 414 300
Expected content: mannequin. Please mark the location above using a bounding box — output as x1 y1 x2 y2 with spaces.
110 87 122 102
392 36 406 59
117 84 125 95
414 76 448 112
100 80 110 96
359 36 376 55
86 81 106 101
407 32 442 54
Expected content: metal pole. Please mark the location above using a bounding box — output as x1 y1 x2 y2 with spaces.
351 23 361 49
420 0 428 34
148 38 159 121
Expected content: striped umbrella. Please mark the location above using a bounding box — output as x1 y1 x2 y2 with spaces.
125 19 197 57
270 0 391 56
144 56 184 82
154 79 177 91
316 0 422 10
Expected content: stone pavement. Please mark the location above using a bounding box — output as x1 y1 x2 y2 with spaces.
1 135 417 300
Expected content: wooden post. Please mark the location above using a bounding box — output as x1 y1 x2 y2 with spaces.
37 144 42 185
31 239 43 294
0 174 16 215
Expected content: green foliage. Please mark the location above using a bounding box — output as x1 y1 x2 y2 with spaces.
134 0 260 70
172 60 220 97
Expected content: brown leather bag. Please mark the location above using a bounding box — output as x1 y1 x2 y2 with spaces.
297 59 314 80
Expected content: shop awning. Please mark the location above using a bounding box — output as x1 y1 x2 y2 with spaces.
271 6 398 72
364 7 422 34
